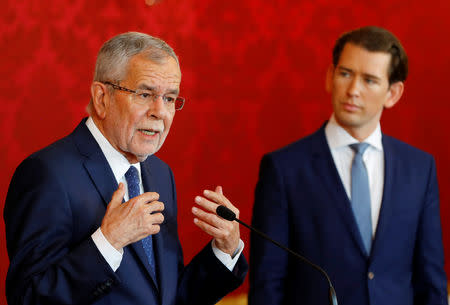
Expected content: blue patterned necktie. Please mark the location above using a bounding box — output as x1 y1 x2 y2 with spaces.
124 166 156 279
350 143 373 255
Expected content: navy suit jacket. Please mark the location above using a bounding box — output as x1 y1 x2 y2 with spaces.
249 126 447 305
5 119 247 305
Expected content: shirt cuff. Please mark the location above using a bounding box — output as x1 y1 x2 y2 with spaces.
91 227 124 272
211 239 244 271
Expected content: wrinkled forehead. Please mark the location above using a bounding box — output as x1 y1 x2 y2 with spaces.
124 54 181 90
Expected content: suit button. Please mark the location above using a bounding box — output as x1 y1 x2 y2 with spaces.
368 272 374 280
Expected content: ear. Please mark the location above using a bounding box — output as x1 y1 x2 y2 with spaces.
325 64 335 93
384 81 404 109
90 82 110 119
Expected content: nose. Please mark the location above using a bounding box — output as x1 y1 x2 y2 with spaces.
346 77 360 97
147 95 167 119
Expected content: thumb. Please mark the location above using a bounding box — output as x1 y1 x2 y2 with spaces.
109 183 125 208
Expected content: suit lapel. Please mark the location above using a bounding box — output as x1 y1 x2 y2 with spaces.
311 127 368 257
370 135 395 258
72 119 118 207
129 241 159 294
140 160 168 300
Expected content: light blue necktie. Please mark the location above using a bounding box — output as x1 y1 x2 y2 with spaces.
125 166 156 279
350 143 372 255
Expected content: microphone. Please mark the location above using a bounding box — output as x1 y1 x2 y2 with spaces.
216 205 338 305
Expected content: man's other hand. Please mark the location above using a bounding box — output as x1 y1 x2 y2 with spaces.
192 186 240 255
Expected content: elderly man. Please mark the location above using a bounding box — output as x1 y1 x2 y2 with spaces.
5 32 247 305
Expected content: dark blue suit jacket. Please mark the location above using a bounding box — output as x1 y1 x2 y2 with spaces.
249 126 447 305
5 119 247 305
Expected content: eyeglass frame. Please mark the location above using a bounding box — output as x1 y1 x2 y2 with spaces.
101 81 185 111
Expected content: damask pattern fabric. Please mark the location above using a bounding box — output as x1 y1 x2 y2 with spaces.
1 0 450 301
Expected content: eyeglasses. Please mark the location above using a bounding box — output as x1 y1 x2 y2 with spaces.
102 81 185 111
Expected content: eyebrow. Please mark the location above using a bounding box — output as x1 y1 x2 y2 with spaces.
337 66 382 82
137 84 179 95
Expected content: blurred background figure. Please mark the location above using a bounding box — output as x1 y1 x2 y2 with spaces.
249 26 448 305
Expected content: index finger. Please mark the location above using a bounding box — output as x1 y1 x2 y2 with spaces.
194 194 219 213
203 189 232 206
132 192 160 205
200 189 238 214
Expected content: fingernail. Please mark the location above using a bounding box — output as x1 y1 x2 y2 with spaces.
203 190 210 195
194 218 198 223
192 207 198 213
195 196 201 203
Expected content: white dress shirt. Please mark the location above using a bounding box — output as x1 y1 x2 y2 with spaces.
86 117 243 272
324 115 384 236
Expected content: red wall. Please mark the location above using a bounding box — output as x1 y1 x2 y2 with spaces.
1 0 449 302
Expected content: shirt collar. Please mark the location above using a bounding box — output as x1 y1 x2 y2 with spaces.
325 114 383 151
86 117 141 184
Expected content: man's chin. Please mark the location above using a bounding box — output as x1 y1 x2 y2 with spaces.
134 147 161 162
134 150 155 162
335 113 362 128
128 141 164 162
135 154 150 162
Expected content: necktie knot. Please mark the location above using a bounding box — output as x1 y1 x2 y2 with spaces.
350 142 370 156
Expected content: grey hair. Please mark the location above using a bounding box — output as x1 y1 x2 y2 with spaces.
87 32 179 114
93 31 179 82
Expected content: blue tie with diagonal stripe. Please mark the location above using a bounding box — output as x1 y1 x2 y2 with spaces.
350 143 373 255
125 166 156 279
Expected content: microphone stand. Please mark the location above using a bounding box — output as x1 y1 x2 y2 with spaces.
216 205 338 305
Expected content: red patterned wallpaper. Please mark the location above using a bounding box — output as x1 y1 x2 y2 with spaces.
1 0 449 302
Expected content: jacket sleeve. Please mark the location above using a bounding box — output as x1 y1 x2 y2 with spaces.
159 163 248 305
4 157 119 305
176 242 248 305
412 157 448 305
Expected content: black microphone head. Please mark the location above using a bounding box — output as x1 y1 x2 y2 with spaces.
216 205 236 221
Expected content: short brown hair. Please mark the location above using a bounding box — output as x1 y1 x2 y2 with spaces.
332 26 408 85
